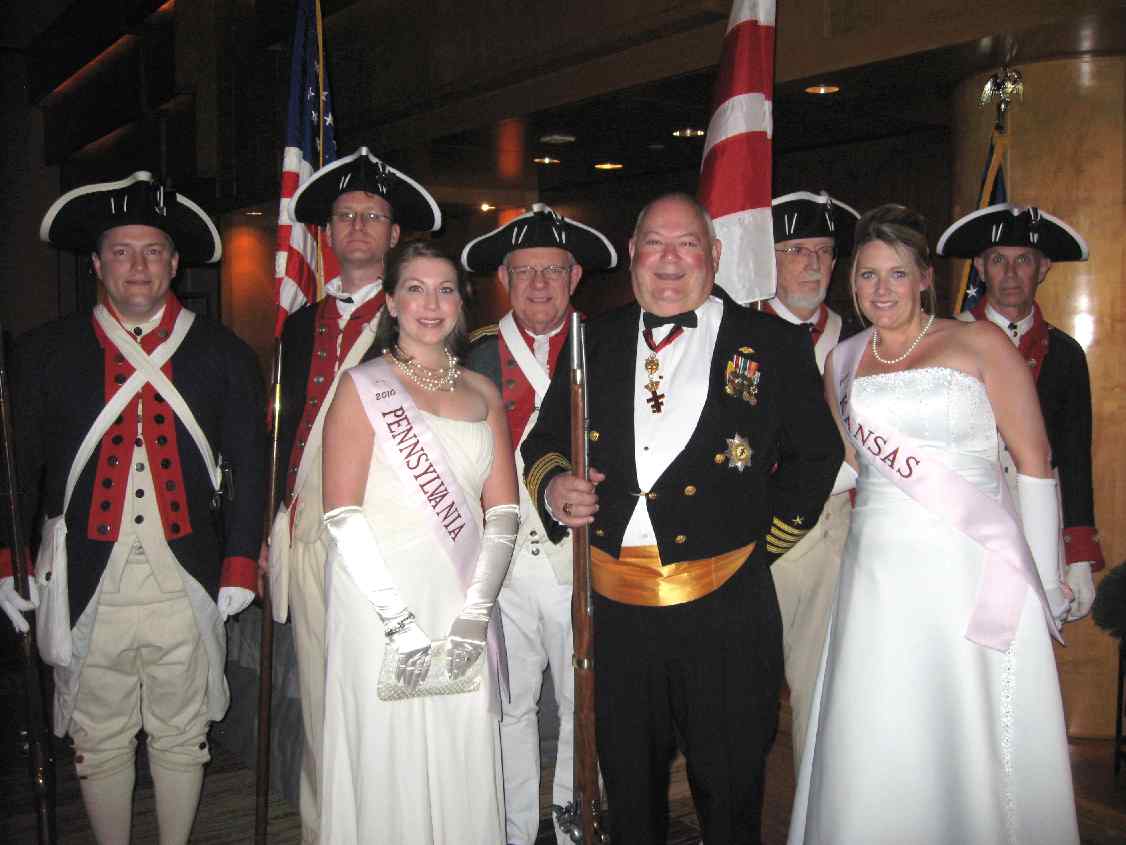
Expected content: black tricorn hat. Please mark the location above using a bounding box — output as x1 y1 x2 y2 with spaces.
771 190 861 255
460 203 617 273
936 203 1088 262
291 146 441 232
39 171 221 264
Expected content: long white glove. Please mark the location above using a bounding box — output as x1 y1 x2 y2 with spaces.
1017 474 1070 628
1065 562 1095 621
0 575 39 634
447 504 519 679
323 505 431 689
217 586 255 621
830 461 858 496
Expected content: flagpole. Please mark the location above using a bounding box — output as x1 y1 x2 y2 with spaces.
952 128 1007 312
314 0 328 300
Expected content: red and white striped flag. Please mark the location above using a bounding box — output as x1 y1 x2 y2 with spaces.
273 0 338 335
698 0 776 304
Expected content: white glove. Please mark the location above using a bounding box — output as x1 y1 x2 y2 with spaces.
324 505 431 688
1065 562 1095 622
447 504 519 679
1017 474 1070 628
0 575 39 634
217 586 255 621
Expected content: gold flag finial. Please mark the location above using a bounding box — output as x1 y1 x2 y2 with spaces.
979 65 1024 132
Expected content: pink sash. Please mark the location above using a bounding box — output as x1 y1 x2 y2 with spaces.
832 331 1058 651
348 357 508 695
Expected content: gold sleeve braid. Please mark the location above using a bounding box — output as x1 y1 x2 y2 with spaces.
525 452 571 509
766 515 808 555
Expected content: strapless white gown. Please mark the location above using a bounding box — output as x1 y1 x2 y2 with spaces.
319 410 505 844
788 368 1079 845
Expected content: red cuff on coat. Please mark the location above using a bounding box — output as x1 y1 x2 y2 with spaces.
0 548 34 579
1063 526 1104 571
221 555 259 594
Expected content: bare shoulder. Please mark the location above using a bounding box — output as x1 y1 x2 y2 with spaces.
459 367 502 405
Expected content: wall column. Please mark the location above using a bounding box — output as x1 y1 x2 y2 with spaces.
951 55 1126 737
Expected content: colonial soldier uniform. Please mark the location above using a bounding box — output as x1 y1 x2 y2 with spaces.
462 205 617 845
939 203 1103 614
0 172 266 842
268 147 441 842
762 190 861 759
522 274 842 843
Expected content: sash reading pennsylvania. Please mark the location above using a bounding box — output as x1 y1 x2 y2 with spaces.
381 407 467 541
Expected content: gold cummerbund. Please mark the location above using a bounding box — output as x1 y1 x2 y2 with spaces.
591 541 755 607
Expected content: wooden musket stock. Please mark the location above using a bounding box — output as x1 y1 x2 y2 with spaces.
0 323 56 844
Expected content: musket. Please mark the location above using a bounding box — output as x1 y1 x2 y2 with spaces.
0 321 56 844
254 338 283 843
557 312 608 843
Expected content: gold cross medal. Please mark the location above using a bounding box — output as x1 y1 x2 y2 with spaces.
644 353 667 413
724 433 753 472
724 347 760 404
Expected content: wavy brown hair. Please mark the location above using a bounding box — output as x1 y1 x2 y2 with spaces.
849 203 935 322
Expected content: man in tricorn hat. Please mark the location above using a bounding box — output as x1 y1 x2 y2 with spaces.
462 204 617 845
938 202 1100 619
763 190 861 760
266 146 441 842
0 171 266 842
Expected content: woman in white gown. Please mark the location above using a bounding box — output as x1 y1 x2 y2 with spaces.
788 205 1080 845
318 241 518 844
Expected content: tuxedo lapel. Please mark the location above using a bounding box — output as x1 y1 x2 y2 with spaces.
594 304 641 493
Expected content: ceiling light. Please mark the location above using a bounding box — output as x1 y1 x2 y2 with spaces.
480 203 495 212
593 161 623 171
672 127 705 138
804 84 840 95
539 132 576 145
533 156 560 165
244 210 264 216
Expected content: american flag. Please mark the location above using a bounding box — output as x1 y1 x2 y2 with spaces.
955 129 1008 313
273 0 337 336
698 0 776 305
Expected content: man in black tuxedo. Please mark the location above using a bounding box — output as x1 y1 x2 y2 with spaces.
521 193 842 845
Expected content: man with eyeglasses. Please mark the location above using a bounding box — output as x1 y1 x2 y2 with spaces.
938 203 1100 623
265 146 441 843
462 204 617 845
764 190 862 762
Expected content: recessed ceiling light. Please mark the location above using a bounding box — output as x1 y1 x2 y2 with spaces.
480 202 495 212
539 132 576 145
244 210 264 216
533 156 560 165
672 127 705 138
804 84 840 95
593 161 623 171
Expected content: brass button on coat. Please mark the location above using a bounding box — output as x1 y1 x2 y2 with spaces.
684 485 697 496
675 534 687 544
646 492 657 501
714 453 726 464
589 431 600 442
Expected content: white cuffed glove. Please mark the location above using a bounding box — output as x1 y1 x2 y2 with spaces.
447 504 519 679
1065 562 1095 622
1017 474 1070 628
324 505 431 689
0 575 39 634
217 586 255 621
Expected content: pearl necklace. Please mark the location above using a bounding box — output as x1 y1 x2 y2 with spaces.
871 313 936 365
391 345 460 392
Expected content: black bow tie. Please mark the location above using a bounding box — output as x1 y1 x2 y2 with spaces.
643 310 698 330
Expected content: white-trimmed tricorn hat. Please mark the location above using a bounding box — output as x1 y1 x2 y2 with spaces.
291 146 441 232
936 203 1088 262
460 203 617 273
771 190 861 255
39 171 221 264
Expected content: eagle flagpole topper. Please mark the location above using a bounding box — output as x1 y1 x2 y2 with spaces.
698 0 776 304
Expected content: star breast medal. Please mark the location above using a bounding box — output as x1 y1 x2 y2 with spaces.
725 346 760 404
724 433 753 472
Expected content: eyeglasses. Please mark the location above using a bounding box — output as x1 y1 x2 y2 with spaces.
775 245 835 262
506 264 572 283
331 210 394 227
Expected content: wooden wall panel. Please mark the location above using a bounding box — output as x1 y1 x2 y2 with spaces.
952 56 1126 738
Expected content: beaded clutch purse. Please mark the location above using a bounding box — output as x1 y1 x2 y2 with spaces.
377 639 484 701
